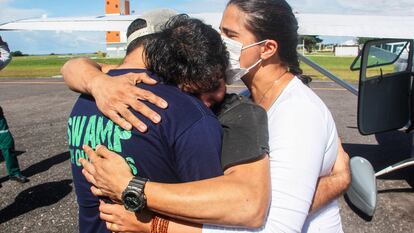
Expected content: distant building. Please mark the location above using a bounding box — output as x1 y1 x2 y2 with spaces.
378 42 406 54
335 39 359 57
105 0 130 58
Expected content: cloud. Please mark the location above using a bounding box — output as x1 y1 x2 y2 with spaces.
134 0 227 14
174 0 227 13
336 0 414 15
2 0 413 54
0 0 104 54
288 0 414 15
2 31 105 55
0 0 46 24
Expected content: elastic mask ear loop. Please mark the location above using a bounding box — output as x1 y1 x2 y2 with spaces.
242 40 268 50
246 58 263 72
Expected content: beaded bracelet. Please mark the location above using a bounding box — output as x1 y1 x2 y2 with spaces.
151 216 170 233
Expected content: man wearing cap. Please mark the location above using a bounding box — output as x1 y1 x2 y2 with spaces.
0 106 29 183
0 36 12 71
65 11 230 233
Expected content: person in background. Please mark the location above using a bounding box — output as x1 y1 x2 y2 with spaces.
0 106 29 183
0 36 12 70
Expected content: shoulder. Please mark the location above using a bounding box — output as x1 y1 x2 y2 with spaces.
270 79 330 123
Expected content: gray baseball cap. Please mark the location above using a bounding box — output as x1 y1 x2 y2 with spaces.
126 9 178 47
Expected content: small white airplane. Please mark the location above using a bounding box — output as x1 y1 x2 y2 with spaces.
1 2 414 220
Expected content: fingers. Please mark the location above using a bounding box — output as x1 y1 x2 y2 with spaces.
115 103 148 132
99 201 123 214
91 186 105 197
79 157 96 176
83 145 100 163
100 211 116 223
135 72 157 85
106 222 120 232
95 145 117 159
81 167 97 186
132 87 168 110
106 110 133 131
127 97 161 125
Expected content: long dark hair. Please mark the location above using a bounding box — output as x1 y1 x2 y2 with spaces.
227 0 307 82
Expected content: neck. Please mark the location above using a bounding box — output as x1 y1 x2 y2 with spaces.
245 63 294 110
117 47 147 70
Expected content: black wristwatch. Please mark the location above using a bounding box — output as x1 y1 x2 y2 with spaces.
121 176 149 212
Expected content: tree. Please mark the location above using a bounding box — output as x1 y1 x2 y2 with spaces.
300 36 323 53
11 51 27 57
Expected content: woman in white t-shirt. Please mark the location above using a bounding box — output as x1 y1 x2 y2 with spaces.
204 0 343 232
62 1 349 232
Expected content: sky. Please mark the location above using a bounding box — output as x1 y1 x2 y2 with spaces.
1 0 414 55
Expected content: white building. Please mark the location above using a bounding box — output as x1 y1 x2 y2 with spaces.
335 39 359 57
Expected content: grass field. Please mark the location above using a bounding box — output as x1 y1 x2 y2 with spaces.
0 53 393 82
0 54 122 78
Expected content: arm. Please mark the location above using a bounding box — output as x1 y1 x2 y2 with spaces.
146 156 270 228
61 57 103 94
98 201 202 233
310 142 351 213
81 100 271 228
82 147 270 229
61 58 168 131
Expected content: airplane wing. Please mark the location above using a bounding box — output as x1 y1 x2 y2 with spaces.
0 15 137 32
296 14 414 39
1 13 414 39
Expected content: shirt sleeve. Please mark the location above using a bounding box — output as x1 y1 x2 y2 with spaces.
265 100 328 232
174 115 224 182
0 43 11 70
219 101 269 169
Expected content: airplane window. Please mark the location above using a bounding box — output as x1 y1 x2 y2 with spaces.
365 42 410 79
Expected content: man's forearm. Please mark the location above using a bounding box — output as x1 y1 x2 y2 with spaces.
145 157 270 228
310 170 351 213
311 141 351 213
61 57 104 94
168 219 202 233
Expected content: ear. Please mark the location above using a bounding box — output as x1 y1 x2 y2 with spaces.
260 39 278 61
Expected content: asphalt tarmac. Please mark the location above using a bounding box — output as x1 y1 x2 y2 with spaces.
0 78 413 232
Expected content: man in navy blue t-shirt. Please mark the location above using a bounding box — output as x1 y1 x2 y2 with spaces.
67 14 229 233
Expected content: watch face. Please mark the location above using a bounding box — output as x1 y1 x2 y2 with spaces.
123 191 145 212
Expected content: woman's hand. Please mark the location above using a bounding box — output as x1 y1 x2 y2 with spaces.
99 201 153 233
89 72 169 132
80 145 134 202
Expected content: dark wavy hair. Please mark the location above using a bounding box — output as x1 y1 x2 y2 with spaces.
144 14 229 94
227 0 311 84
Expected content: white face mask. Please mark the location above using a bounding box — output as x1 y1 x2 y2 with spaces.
222 36 267 84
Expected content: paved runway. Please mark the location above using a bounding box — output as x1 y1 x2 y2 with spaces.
0 78 413 232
